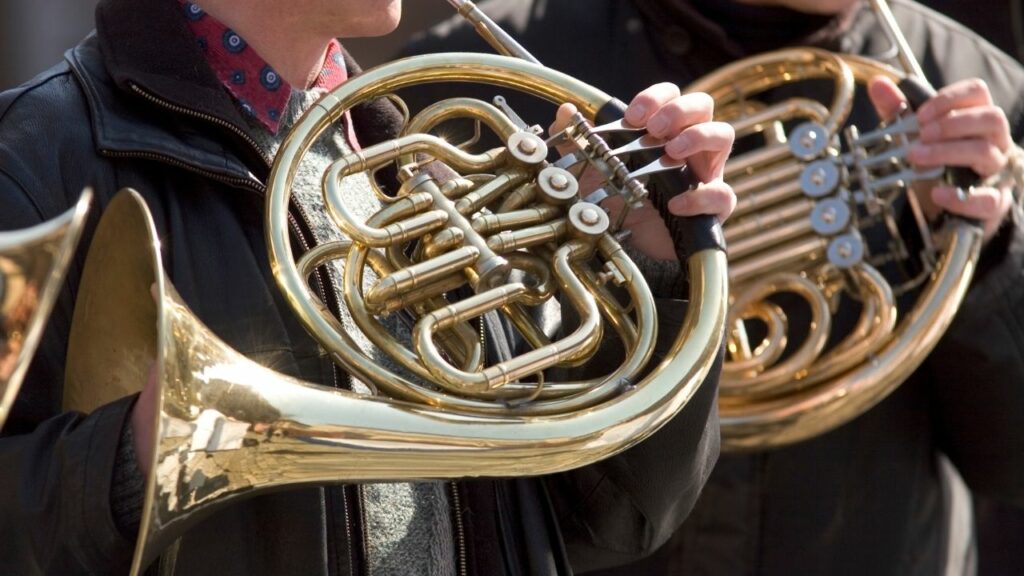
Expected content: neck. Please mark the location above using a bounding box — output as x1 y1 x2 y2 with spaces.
194 0 332 89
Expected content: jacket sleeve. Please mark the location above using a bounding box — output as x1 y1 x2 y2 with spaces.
544 295 722 573
915 16 1024 504
928 201 1024 505
0 171 137 575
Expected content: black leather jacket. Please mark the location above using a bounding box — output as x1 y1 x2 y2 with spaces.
404 0 1024 575
0 0 721 574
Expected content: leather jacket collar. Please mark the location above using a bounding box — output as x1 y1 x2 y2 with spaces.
95 0 254 143
75 0 403 190
68 34 262 186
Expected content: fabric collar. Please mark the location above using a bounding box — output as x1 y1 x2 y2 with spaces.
89 0 400 178
178 1 349 134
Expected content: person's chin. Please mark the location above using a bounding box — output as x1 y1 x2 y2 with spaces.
347 7 401 38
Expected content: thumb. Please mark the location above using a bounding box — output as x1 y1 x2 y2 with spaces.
550 103 579 155
867 76 908 122
550 103 578 136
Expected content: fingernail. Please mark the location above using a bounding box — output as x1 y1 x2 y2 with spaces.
647 115 668 136
626 104 646 125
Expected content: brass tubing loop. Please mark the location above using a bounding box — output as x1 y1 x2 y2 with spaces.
686 14 983 450
65 50 727 574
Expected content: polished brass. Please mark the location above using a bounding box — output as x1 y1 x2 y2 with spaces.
65 25 728 576
267 50 728 413
687 0 983 449
0 192 89 429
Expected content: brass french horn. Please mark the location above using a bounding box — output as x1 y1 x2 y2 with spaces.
63 2 728 573
687 0 982 450
0 192 89 429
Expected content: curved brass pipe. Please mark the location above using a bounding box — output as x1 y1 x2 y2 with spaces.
400 96 520 168
66 187 726 576
721 272 831 393
719 224 978 449
688 48 856 135
687 24 983 450
65 7 730 575
268 52 724 402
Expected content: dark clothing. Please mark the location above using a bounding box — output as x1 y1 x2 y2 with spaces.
920 0 1024 62
0 0 722 574
915 5 1024 575
974 494 1024 575
402 0 1024 574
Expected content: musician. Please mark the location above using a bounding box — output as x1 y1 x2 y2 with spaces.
404 0 1024 574
916 5 1024 575
0 0 737 575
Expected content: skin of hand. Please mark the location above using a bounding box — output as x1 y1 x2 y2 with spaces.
868 76 1015 243
131 364 158 476
551 83 736 261
131 284 162 476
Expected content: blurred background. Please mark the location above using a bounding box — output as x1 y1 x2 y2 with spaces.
0 1 453 89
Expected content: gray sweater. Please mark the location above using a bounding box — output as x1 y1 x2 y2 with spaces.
252 89 456 576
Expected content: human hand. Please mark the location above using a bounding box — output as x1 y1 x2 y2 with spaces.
551 83 735 261
130 362 158 476
868 76 1015 242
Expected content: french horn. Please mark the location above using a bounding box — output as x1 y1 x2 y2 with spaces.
686 0 983 450
63 2 728 573
0 191 89 429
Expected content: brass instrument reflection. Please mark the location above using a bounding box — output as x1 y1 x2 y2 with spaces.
0 192 90 429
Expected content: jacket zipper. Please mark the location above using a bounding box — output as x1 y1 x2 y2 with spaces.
449 482 469 576
129 83 268 159
119 82 364 576
127 82 347 390
358 485 371 572
109 89 345 394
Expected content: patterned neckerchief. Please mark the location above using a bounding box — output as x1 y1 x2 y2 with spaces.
178 1 350 135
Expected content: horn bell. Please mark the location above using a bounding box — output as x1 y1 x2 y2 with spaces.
0 191 90 429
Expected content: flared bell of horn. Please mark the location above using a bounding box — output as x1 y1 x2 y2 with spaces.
0 191 90 429
65 188 725 575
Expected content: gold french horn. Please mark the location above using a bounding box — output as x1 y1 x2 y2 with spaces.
63 3 728 573
686 0 983 450
0 191 90 429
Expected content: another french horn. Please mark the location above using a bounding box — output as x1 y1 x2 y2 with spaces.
0 192 89 429
62 2 728 573
688 0 983 450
